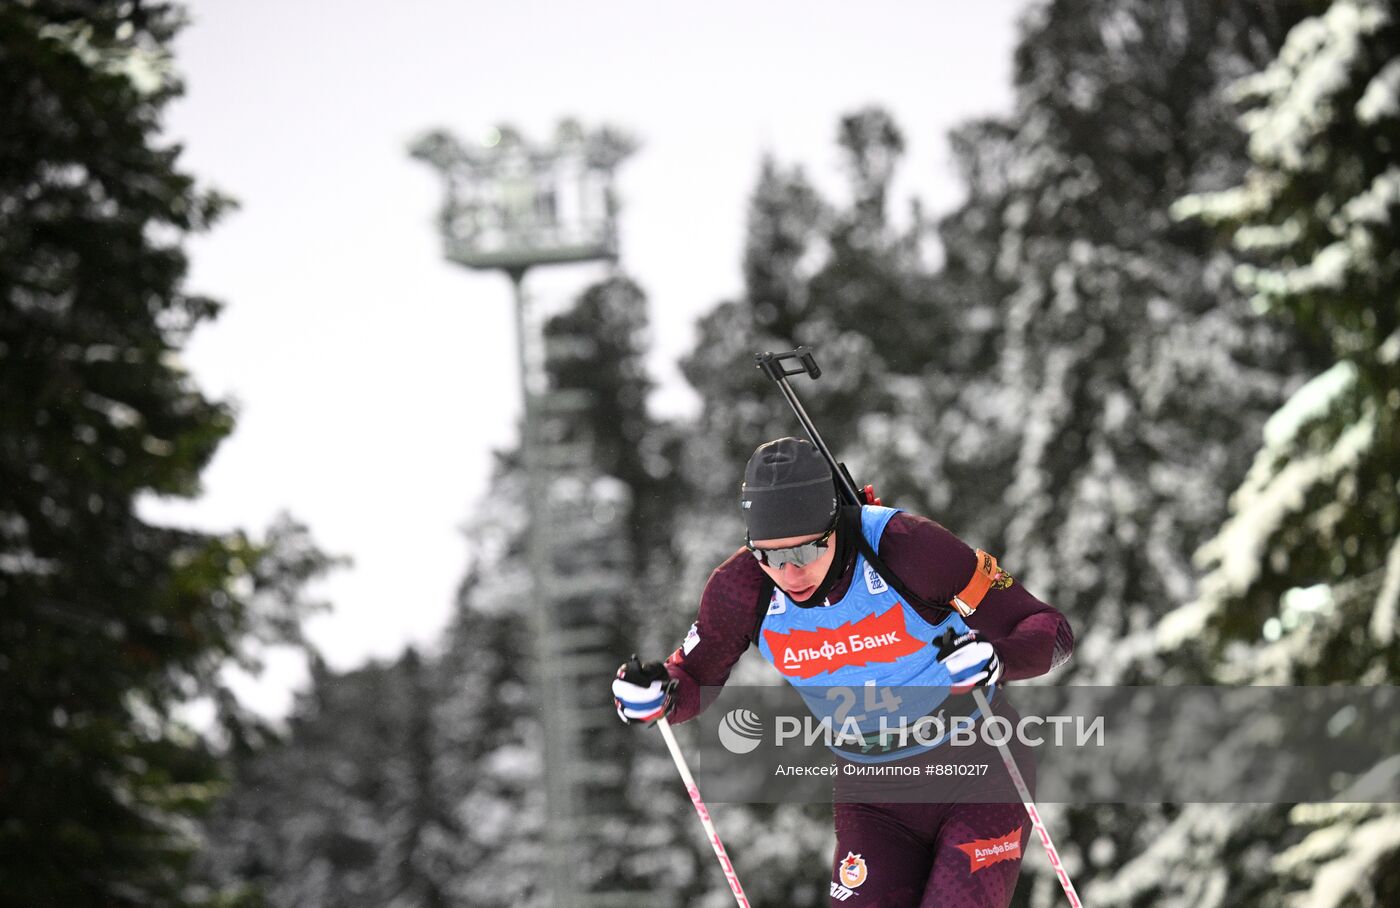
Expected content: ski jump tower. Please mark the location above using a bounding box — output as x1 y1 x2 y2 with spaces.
412 122 643 907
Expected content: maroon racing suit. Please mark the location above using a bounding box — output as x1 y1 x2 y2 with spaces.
664 510 1074 907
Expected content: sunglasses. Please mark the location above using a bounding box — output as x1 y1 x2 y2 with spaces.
746 523 836 570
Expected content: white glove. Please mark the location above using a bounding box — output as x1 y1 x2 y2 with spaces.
611 655 676 724
935 629 1003 694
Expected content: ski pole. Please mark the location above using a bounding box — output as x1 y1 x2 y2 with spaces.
972 688 1083 907
756 345 1085 907
655 716 751 907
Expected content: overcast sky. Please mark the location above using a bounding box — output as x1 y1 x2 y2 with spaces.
143 0 1029 715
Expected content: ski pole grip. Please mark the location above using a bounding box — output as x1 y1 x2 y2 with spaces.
755 347 821 381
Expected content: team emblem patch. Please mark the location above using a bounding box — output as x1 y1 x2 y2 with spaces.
976 550 1014 591
682 622 701 655
766 589 787 616
955 828 1022 873
838 852 868 888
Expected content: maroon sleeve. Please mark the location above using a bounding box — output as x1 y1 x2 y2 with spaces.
662 549 769 724
877 513 1074 681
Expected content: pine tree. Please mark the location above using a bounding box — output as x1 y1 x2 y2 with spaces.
1093 2 1400 903
849 3 1317 903
430 557 543 907
914 0 1314 679
0 3 331 903
1164 0 1400 684
201 652 438 907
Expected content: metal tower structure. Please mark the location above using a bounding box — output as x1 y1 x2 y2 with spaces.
412 121 646 907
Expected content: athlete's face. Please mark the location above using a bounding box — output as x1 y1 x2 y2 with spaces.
750 529 838 602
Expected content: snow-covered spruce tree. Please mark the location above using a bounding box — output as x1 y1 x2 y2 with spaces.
1163 0 1400 686
858 1 1325 694
431 523 549 908
201 649 461 907
875 3 1319 905
1089 3 1400 905
924 0 1314 684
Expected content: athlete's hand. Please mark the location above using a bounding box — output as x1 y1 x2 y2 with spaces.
934 629 1002 694
612 655 676 725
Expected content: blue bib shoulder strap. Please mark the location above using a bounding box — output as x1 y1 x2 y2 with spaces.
859 504 901 551
854 505 952 618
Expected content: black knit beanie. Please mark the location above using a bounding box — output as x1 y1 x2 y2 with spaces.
740 437 838 541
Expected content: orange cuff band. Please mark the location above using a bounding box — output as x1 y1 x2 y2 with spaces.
952 550 1001 617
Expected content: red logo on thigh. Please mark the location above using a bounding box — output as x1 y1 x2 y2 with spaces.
955 828 1022 873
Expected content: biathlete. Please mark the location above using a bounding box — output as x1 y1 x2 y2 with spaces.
613 437 1074 907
